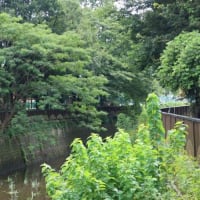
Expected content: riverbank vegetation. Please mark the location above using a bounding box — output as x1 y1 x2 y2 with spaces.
1 0 200 134
42 93 200 199
1 0 200 198
0 0 148 135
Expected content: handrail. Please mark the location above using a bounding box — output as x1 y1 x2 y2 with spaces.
161 105 191 116
161 108 200 158
161 112 200 123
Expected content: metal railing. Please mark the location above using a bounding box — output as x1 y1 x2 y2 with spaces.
1 105 199 157
161 106 200 157
0 106 127 124
161 106 191 116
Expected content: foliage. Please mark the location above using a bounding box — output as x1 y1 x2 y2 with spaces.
0 13 107 132
1 0 200 114
42 129 162 200
0 0 151 108
5 109 58 162
158 31 200 117
116 112 135 131
6 110 53 137
119 0 200 79
160 101 189 109
0 0 157 134
78 1 150 106
146 93 165 145
42 93 200 199
166 155 200 200
0 1 152 133
0 0 82 34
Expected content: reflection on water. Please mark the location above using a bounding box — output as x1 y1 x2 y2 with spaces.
0 157 65 200
0 123 116 200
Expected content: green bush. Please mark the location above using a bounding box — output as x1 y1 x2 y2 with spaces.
42 93 200 200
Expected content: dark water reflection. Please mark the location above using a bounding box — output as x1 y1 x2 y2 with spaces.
0 122 116 200
0 157 66 200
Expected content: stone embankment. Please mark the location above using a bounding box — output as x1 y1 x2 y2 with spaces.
0 128 68 175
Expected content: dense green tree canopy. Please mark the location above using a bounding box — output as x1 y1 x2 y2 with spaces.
0 1 149 133
0 13 107 132
120 0 200 71
0 0 82 34
158 31 200 117
0 0 151 107
2 0 200 133
78 1 150 106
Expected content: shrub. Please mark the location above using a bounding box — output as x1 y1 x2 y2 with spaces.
42 93 200 199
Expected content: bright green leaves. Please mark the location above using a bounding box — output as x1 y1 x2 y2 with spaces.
167 121 187 154
42 93 193 199
0 67 13 96
42 129 160 200
158 31 200 116
0 13 108 132
146 93 165 144
158 32 199 91
42 164 63 198
77 1 150 106
0 13 22 44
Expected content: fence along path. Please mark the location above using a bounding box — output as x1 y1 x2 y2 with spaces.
161 106 200 158
1 106 199 156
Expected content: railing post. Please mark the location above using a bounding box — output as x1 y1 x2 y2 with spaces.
161 108 200 158
193 121 197 157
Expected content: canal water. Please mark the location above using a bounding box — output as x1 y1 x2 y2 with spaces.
0 123 116 200
0 157 65 200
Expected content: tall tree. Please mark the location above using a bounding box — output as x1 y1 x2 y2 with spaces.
78 1 150 106
0 13 107 132
1 0 151 107
158 31 200 117
120 0 200 71
0 0 82 34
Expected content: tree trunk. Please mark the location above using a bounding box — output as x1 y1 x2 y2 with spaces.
0 107 15 133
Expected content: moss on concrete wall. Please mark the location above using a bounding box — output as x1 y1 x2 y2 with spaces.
0 119 116 176
0 128 68 175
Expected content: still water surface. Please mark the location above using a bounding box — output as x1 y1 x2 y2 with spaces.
0 158 65 200
0 123 116 199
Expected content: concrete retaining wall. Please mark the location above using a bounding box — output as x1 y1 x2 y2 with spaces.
0 136 25 175
0 121 116 176
0 127 69 176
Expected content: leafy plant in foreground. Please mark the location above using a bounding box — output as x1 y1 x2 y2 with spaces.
42 93 200 199
42 128 162 200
